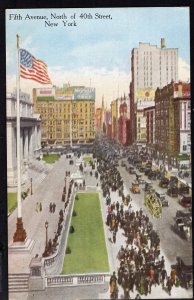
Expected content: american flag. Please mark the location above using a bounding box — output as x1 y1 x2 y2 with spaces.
20 49 52 85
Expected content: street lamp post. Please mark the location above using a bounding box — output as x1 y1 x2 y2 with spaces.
45 221 48 254
30 178 33 195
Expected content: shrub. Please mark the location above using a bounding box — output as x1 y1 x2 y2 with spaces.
65 246 71 254
69 225 75 234
72 210 77 217
75 195 79 200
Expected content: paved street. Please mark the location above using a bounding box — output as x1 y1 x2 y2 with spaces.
117 162 192 261
8 151 192 299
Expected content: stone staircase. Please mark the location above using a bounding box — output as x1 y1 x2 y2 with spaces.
9 273 29 293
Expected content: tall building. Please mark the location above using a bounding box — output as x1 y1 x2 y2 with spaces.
143 105 155 145
155 81 190 158
33 85 95 145
95 108 102 130
110 98 119 140
130 38 178 144
7 91 41 187
118 97 129 145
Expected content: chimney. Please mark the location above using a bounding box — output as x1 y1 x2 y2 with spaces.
161 38 166 49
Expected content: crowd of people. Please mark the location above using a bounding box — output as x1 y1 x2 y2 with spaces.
93 137 180 299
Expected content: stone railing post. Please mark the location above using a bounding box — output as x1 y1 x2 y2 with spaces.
29 257 46 291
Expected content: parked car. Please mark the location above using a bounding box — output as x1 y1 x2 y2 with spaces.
179 194 192 208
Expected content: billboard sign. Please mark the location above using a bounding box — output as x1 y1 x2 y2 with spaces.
135 88 156 100
55 88 74 100
74 87 95 100
37 88 54 97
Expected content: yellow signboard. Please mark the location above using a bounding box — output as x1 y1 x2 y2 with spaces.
135 88 156 99
55 89 73 95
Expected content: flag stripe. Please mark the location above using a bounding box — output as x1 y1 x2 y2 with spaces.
20 74 51 84
20 66 51 84
20 49 52 85
20 72 51 84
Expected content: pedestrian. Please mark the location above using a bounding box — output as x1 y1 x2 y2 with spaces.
39 202 42 212
166 276 173 296
113 230 116 244
49 202 52 213
160 267 167 288
53 203 56 213
170 267 176 285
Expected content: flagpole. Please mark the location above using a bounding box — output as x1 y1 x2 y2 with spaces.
16 34 22 219
13 34 26 243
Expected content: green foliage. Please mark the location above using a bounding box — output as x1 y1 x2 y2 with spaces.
75 195 79 200
42 154 60 164
83 156 93 164
62 193 109 274
8 193 17 213
69 225 75 234
72 210 77 217
65 246 71 254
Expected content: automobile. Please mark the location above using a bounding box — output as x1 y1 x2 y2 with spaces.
176 210 192 220
131 181 141 194
171 256 193 289
173 217 191 241
167 187 178 197
148 171 157 180
144 168 152 176
145 161 152 168
138 166 145 173
155 190 169 207
138 178 145 185
178 185 190 195
144 180 153 192
179 194 192 208
159 177 169 188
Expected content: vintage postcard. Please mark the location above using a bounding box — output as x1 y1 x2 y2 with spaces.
6 7 192 300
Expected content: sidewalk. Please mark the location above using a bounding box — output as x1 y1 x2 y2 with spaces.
8 154 78 274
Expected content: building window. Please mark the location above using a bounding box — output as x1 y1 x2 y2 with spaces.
183 145 187 151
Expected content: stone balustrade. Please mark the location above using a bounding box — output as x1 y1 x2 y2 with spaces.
46 272 110 287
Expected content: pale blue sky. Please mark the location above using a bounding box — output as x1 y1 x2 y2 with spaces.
6 7 190 105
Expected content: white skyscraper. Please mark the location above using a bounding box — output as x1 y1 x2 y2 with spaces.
130 38 178 143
